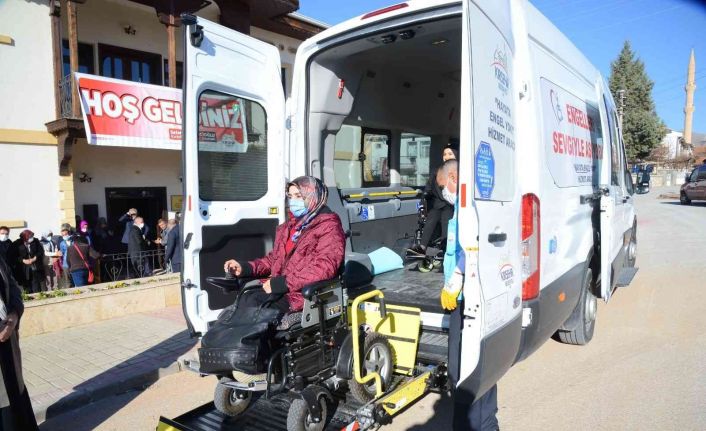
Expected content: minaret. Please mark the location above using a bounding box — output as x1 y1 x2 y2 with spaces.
682 49 696 156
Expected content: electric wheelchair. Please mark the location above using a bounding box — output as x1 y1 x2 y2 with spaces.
195 263 402 431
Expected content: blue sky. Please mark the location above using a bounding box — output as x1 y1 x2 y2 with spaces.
298 0 706 132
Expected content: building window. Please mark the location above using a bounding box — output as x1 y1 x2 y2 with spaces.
400 133 431 187
362 129 391 187
62 40 95 76
99 44 161 84
164 60 183 88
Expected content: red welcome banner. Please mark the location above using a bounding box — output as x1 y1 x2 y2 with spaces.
75 73 247 152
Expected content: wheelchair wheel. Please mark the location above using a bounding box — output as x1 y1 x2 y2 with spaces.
214 377 251 417
287 395 329 431
349 332 394 403
417 258 434 273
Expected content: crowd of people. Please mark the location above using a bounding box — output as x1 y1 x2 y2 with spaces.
0 208 181 294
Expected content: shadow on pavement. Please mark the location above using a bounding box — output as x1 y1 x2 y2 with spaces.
404 393 454 431
659 201 706 206
39 331 197 431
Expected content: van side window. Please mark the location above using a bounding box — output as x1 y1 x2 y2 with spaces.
610 112 622 186
362 129 391 187
334 125 363 188
197 90 268 201
400 133 431 187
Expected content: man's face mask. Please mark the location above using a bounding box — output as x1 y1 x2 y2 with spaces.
442 175 457 205
0 234 7 241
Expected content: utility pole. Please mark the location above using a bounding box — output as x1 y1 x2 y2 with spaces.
617 89 626 130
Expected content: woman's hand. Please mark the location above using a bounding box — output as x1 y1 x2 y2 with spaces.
22 259 31 265
262 279 272 294
224 259 242 276
0 312 19 343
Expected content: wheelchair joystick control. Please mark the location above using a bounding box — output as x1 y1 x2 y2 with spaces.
225 270 235 280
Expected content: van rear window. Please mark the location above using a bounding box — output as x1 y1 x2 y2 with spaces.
197 90 268 201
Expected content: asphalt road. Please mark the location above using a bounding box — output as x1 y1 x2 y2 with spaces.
40 187 706 430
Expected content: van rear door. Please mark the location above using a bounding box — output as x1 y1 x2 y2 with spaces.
452 0 522 401
181 16 286 336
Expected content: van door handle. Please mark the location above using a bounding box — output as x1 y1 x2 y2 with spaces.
488 232 507 243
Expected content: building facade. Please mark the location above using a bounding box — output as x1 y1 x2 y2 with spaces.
0 0 325 238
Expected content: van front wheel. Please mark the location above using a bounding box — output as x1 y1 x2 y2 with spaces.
556 267 596 346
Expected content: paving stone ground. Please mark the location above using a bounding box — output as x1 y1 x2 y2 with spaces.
21 306 197 423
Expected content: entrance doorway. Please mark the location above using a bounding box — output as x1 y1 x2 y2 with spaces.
105 187 167 241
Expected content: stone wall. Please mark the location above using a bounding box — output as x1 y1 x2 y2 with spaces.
20 275 181 337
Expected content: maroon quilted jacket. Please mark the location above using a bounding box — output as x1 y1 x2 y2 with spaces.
244 208 345 312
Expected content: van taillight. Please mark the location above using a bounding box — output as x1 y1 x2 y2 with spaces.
361 3 408 19
521 194 540 300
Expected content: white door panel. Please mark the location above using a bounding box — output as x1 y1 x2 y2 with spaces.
181 17 286 335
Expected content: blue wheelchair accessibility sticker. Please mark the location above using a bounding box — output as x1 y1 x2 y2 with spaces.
475 141 495 199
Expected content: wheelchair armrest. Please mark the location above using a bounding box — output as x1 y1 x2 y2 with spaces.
301 277 340 301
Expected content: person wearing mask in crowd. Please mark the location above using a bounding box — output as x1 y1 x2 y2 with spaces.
154 219 169 272
14 230 45 293
164 219 181 273
59 226 73 288
128 217 151 277
39 231 61 291
436 159 499 431
78 220 92 246
66 235 100 287
0 227 12 265
408 143 458 256
119 209 149 247
0 256 40 430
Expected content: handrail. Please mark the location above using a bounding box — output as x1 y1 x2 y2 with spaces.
350 289 388 398
343 190 420 199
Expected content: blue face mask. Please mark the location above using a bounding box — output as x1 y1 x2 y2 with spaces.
288 198 308 218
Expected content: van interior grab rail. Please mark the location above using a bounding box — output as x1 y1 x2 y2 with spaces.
343 190 421 199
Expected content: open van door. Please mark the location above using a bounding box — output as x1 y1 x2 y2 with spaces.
451 0 523 403
599 95 622 301
181 16 286 336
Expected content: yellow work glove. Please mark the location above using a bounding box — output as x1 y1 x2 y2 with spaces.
440 271 463 311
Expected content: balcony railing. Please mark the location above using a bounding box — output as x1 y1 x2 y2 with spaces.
59 73 74 118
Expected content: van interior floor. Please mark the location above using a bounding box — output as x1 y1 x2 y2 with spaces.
370 262 445 314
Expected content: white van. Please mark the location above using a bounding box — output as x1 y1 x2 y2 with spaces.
180 0 637 411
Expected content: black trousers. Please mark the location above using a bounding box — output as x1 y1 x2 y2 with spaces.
449 304 499 431
453 384 499 431
239 287 290 314
421 205 453 247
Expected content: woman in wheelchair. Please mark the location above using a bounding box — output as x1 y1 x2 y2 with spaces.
223 176 346 316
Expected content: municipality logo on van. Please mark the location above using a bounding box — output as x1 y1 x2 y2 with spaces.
491 47 509 95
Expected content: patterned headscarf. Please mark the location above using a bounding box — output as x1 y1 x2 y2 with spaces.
287 176 328 243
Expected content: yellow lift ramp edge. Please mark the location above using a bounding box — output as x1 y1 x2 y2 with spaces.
346 290 446 430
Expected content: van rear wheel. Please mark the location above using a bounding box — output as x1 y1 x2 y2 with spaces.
557 267 596 345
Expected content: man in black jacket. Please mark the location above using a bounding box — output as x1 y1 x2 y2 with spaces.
164 219 181 273
127 217 150 277
0 226 11 266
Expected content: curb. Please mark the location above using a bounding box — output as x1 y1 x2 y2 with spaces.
34 359 183 424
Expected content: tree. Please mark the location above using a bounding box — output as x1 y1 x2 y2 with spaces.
609 41 667 161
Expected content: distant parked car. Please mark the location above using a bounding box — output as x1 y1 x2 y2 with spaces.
680 165 706 204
